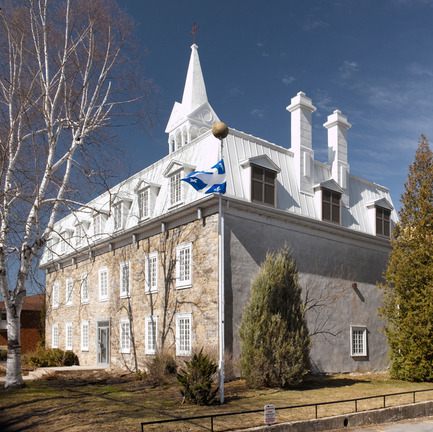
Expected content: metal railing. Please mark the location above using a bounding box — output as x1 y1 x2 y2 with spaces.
140 388 433 432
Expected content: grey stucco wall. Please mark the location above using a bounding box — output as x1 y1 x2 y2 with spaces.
224 205 391 374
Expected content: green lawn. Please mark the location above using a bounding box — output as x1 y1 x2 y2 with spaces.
1 371 433 432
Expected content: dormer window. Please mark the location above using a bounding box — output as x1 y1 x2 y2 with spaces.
94 213 104 235
366 198 393 238
376 207 391 237
251 165 277 207
240 155 281 208
170 172 182 205
75 224 83 247
113 202 122 231
139 189 149 220
322 188 341 224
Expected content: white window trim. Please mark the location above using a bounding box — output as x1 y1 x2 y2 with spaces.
120 318 131 354
113 202 123 231
138 188 150 220
170 171 183 207
65 322 73 351
66 278 73 307
176 313 192 356
52 282 59 309
52 323 59 349
350 325 367 357
81 320 89 351
81 273 89 304
176 243 192 289
120 261 131 298
145 252 158 293
99 267 109 301
145 316 158 355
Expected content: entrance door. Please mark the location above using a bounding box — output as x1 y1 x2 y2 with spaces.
97 322 110 365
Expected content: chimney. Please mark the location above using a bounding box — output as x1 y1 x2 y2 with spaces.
286 92 316 194
323 110 351 189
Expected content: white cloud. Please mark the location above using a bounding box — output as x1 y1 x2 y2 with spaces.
303 20 329 31
339 60 359 79
407 62 433 77
251 109 265 119
257 42 264 47
282 74 295 85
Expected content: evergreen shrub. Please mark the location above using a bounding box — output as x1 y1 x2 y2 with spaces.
176 348 218 405
29 348 77 367
239 247 311 388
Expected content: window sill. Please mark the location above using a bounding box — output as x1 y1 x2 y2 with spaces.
81 348 89 352
81 300 89 305
146 289 158 295
176 283 192 290
350 354 367 358
168 201 184 211
120 294 131 299
99 297 109 302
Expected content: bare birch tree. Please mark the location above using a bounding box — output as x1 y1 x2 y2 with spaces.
0 0 154 388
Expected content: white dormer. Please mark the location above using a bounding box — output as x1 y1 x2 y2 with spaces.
112 195 133 232
366 197 394 237
314 179 344 224
135 180 161 221
163 160 195 208
165 44 219 153
240 155 281 207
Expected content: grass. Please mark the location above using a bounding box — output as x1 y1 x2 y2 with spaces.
1 371 433 432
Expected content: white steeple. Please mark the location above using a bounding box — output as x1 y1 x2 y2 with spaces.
181 44 208 113
165 44 219 154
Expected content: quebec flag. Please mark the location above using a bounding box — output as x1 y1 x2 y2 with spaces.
181 159 226 194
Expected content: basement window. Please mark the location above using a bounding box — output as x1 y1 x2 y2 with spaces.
350 326 367 357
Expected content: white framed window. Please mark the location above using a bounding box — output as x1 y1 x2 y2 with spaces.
99 267 109 301
113 202 122 231
81 321 89 351
52 323 59 348
66 278 73 306
176 243 192 288
145 316 158 355
120 318 131 354
176 313 192 356
350 326 367 357
139 189 149 220
120 261 131 298
94 214 102 235
52 282 59 309
81 273 89 304
75 224 83 247
145 252 158 293
170 172 182 205
60 236 66 254
65 322 73 350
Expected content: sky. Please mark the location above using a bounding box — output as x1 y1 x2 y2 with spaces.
115 0 433 212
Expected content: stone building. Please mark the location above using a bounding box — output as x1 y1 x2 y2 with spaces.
40 44 397 374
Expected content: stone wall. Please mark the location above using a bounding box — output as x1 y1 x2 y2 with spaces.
45 215 219 370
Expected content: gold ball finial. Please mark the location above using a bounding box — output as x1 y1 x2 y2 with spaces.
212 122 229 140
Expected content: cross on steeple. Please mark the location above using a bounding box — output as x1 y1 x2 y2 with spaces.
189 22 200 44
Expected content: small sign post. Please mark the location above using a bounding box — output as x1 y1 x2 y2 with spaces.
264 404 276 425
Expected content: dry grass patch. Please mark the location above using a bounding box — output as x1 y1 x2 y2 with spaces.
1 371 433 432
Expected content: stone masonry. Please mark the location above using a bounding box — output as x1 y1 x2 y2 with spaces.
45 215 219 370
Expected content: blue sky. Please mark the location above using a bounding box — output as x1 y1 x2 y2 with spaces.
116 0 433 212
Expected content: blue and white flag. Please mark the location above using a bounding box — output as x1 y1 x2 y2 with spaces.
181 159 226 194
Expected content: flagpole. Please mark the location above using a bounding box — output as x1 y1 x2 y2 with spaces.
212 122 229 404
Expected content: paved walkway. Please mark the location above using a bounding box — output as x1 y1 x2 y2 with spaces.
0 365 109 383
